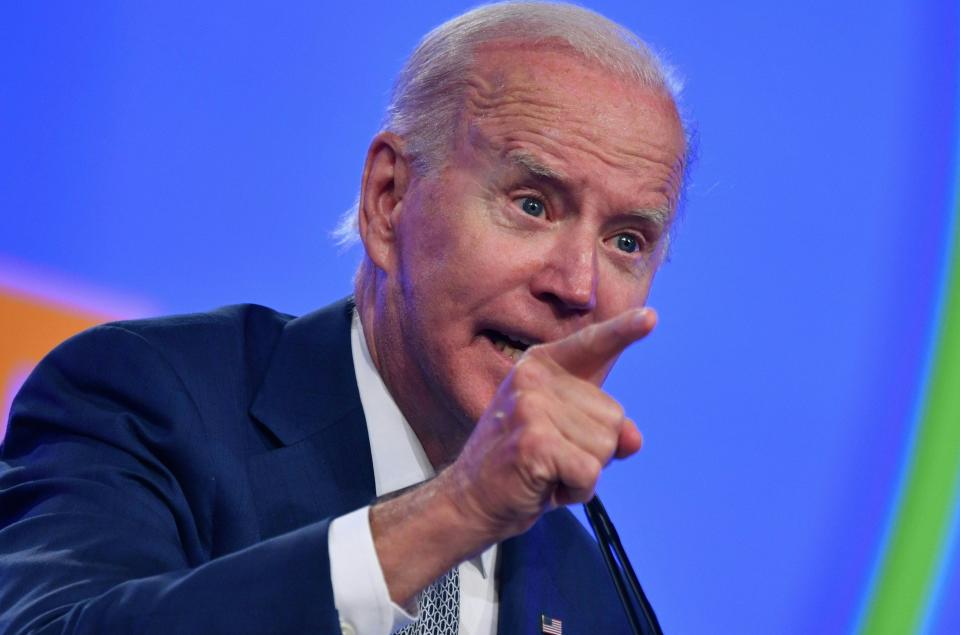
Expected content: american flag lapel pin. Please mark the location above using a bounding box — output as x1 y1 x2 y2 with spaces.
540 613 563 635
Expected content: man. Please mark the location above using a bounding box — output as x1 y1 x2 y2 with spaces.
0 2 688 634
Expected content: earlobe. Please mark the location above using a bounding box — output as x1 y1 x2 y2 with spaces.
358 132 410 273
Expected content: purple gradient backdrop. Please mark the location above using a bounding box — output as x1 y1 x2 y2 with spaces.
1 2 956 632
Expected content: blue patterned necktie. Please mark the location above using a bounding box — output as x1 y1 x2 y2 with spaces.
396 567 460 635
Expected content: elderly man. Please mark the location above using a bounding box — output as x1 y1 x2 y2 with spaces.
0 2 687 634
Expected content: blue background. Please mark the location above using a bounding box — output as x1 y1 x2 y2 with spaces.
2 2 957 632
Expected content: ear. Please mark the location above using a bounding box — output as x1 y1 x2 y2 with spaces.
358 132 410 274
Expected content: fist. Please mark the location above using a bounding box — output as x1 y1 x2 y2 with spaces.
446 308 654 540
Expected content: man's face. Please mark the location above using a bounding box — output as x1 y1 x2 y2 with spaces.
375 45 686 450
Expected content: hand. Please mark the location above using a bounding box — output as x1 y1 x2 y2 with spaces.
371 307 655 604
443 307 654 541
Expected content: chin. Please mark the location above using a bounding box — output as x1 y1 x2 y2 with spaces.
422 335 508 427
444 372 501 427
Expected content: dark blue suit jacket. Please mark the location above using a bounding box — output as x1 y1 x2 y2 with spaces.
0 298 640 633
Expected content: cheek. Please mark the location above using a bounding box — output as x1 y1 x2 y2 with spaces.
399 222 480 307
398 201 522 309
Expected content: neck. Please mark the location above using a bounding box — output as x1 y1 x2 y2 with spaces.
355 262 469 469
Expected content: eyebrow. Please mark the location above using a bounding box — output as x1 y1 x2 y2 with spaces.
630 206 671 231
506 149 672 231
506 149 568 182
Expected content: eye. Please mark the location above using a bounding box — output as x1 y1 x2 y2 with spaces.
614 233 642 254
517 196 545 217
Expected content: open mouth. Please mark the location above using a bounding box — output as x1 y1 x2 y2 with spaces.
481 329 538 362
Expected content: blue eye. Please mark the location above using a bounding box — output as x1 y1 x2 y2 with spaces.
518 197 545 217
615 233 640 253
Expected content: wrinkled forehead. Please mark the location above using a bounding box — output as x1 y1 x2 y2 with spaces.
457 43 685 163
447 43 687 206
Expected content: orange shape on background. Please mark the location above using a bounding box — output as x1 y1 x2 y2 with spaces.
1 289 115 439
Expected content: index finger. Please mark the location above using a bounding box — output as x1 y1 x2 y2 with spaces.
539 307 657 383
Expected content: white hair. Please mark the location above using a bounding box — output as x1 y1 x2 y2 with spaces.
334 0 690 247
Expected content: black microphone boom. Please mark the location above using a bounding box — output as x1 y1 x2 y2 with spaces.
583 495 664 635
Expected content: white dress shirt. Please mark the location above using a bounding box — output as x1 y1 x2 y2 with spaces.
327 313 498 635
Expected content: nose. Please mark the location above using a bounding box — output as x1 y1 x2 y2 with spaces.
529 227 598 313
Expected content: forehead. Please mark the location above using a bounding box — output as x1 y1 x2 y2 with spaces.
455 43 686 209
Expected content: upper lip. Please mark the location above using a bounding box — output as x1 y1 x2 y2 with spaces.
480 325 548 350
479 313 589 351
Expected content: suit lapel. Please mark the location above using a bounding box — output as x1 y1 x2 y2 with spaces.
246 298 376 540
498 508 638 635
498 512 562 634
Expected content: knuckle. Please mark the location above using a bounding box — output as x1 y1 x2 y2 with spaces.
584 457 602 484
603 399 625 424
513 390 544 421
596 432 618 458
524 459 554 491
590 391 624 426
515 425 549 462
512 356 543 388
568 455 602 489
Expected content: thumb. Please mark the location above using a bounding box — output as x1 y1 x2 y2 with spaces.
539 307 657 384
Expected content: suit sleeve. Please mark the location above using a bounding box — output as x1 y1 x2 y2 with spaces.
0 325 342 634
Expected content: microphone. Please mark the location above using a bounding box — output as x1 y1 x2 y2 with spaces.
583 495 663 635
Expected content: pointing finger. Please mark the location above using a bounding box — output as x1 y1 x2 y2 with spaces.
538 307 657 383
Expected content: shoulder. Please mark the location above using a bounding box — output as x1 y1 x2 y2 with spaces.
82 299 355 380
17 304 292 412
97 303 295 368
5 299 353 452
4 306 277 444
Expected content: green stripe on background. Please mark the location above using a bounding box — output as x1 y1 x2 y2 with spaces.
857 181 960 631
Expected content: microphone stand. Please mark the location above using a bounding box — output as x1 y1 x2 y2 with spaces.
583 495 663 635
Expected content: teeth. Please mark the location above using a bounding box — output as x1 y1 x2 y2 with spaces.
493 338 524 361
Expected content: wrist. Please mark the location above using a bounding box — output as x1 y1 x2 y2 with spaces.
369 472 494 605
